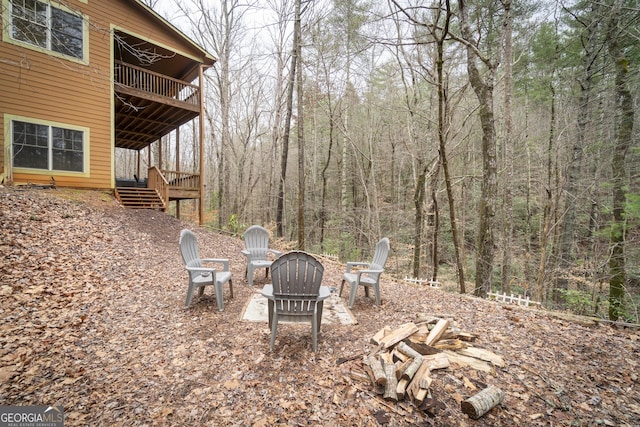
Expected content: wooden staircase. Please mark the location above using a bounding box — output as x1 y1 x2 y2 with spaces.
114 187 166 210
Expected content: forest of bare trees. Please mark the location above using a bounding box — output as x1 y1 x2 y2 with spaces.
128 0 639 322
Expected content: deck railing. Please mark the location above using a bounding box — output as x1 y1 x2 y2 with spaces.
162 170 200 190
114 60 199 106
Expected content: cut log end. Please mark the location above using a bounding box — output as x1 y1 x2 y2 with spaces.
460 385 504 419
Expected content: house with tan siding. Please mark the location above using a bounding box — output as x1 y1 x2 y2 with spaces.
0 0 215 224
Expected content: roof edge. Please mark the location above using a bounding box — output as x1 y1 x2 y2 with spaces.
131 0 216 67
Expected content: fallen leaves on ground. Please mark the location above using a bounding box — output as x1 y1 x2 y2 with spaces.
1 186 639 426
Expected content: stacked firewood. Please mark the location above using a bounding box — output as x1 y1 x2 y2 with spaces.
345 316 505 419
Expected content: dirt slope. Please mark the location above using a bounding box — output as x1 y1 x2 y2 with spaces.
1 186 638 426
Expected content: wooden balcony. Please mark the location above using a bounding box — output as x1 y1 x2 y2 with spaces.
114 61 202 152
114 60 200 110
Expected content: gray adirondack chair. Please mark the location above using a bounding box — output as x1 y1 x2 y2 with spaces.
179 229 233 311
266 251 325 352
340 238 390 308
242 225 282 286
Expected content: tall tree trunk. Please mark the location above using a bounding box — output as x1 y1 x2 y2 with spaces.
429 172 440 282
536 82 556 303
500 0 513 294
276 3 299 238
459 0 499 298
555 5 599 296
388 2 428 279
606 0 633 320
436 0 464 292
218 0 232 229
413 161 428 279
295 0 305 249
340 79 351 254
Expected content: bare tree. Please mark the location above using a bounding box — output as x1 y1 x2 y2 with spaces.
605 0 635 320
276 0 301 238
457 0 505 297
296 0 306 249
554 2 601 297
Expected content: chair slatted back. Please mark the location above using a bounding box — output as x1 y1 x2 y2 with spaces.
370 238 390 271
179 229 202 269
271 251 324 316
243 225 271 261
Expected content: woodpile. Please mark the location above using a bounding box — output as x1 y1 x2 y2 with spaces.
343 316 505 419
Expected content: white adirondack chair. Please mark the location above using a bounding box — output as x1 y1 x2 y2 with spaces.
340 238 390 308
179 229 233 311
242 225 282 286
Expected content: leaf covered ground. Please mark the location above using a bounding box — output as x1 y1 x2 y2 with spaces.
1 186 639 426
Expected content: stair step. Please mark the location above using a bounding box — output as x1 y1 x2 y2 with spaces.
115 187 166 210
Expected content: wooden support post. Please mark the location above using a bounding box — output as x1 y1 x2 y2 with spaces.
461 385 504 419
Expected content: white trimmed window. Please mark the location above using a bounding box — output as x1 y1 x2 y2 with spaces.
12 120 85 173
10 0 84 60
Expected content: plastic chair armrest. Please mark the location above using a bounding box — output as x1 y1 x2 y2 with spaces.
201 258 230 271
356 269 383 280
267 249 283 257
186 265 217 275
346 261 369 273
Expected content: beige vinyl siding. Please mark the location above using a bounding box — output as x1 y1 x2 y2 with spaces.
1 1 110 188
1 0 208 189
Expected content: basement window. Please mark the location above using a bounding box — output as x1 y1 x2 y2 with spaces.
12 120 85 173
9 0 85 60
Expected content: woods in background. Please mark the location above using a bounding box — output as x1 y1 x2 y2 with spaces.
129 0 639 322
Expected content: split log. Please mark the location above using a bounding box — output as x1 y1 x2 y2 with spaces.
413 370 432 404
419 373 433 390
405 340 442 355
407 359 433 405
415 315 441 325
457 347 505 367
371 326 392 345
402 356 423 381
441 328 477 342
362 362 376 385
348 369 371 384
379 322 419 349
366 355 387 386
460 385 504 419
392 348 409 363
395 377 409 399
422 353 451 370
396 358 412 379
396 341 422 359
433 338 466 350
379 351 394 364
444 350 493 373
425 318 449 346
383 362 398 401
409 324 431 342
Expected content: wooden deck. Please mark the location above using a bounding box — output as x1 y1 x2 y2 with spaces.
115 167 200 209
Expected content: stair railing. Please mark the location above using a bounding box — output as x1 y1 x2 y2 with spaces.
148 166 168 210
